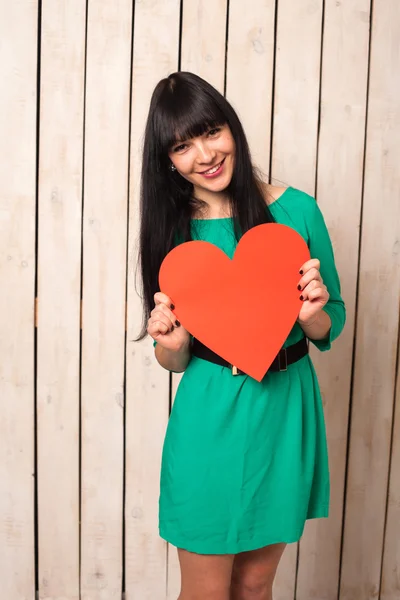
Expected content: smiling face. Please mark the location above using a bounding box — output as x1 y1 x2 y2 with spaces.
167 123 236 200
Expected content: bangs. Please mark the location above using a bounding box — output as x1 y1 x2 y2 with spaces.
155 84 227 153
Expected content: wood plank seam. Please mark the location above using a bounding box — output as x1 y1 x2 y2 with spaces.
34 298 128 332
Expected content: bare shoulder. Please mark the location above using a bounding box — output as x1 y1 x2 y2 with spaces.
260 182 290 206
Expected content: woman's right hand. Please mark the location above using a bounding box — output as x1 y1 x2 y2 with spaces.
147 292 191 352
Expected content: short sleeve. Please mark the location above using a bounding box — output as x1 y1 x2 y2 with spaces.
307 200 346 351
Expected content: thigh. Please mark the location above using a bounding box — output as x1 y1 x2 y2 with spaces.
231 543 287 593
177 547 235 600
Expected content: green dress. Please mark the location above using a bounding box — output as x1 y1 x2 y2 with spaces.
156 186 346 555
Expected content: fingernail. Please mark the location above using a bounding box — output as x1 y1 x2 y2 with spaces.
171 304 175 310
300 295 304 301
175 320 181 327
299 270 303 275
297 284 302 291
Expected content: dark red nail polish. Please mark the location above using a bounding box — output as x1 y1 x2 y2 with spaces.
300 295 304 301
175 320 181 327
297 284 302 291
299 270 303 275
171 304 175 310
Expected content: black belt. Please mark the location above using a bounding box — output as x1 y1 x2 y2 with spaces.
191 337 308 376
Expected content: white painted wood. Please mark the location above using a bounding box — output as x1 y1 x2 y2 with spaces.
0 2 38 598
271 1 323 597
181 0 228 94
381 342 400 600
297 1 370 598
339 1 400 598
36 1 86 599
166 373 184 600
226 0 276 177
125 1 180 598
80 1 132 598
271 0 323 196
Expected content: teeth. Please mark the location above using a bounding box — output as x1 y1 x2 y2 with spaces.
204 161 222 175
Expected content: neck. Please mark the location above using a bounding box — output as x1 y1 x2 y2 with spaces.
192 186 232 219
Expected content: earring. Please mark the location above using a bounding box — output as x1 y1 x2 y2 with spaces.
170 163 176 171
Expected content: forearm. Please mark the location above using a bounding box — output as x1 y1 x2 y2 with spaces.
155 339 192 373
298 309 332 341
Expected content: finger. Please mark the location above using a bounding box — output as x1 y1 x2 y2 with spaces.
300 281 324 301
154 292 174 308
150 309 172 328
299 258 320 275
151 303 179 327
308 288 329 302
303 285 329 302
148 317 172 337
149 310 174 332
298 267 322 291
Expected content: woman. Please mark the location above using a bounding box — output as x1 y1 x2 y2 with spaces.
135 71 346 600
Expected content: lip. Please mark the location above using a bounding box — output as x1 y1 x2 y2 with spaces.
199 158 226 178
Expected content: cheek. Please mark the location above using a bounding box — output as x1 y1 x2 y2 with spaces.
178 158 194 175
169 155 189 174
222 135 235 156
177 159 199 181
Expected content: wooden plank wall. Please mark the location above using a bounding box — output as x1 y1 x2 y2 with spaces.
0 1 399 599
0 2 38 599
37 2 85 599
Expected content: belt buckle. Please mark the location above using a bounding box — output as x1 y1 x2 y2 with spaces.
278 348 287 371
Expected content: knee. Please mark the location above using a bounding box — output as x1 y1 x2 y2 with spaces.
230 573 272 599
180 580 231 600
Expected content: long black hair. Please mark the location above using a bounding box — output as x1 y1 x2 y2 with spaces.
133 71 276 342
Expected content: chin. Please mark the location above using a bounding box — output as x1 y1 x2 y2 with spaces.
201 169 233 189
214 179 232 191
213 173 233 190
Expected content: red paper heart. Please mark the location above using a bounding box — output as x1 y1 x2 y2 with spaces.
159 223 310 381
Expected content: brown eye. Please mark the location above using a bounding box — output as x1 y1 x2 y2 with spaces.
173 143 187 152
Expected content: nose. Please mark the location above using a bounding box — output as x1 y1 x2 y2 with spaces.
195 140 216 165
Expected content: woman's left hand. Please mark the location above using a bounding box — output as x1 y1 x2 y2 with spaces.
296 258 329 326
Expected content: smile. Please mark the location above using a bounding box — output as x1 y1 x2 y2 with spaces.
200 158 226 177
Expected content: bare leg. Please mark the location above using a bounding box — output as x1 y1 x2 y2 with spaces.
177 547 235 600
230 543 287 600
